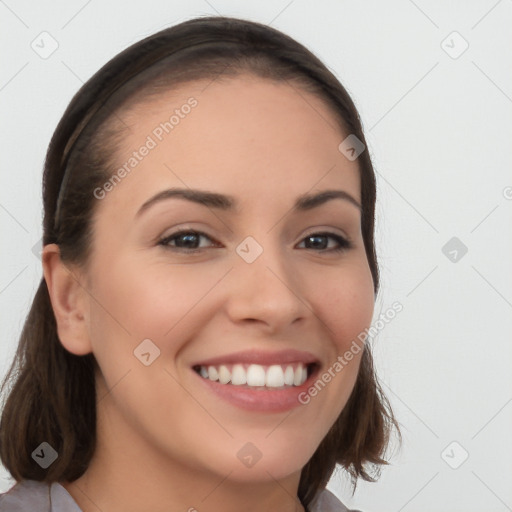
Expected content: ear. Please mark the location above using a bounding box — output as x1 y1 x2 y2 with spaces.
42 243 92 356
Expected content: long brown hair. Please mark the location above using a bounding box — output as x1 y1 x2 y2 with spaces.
0 15 401 509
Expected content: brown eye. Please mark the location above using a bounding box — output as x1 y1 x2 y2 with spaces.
298 232 352 253
158 230 218 252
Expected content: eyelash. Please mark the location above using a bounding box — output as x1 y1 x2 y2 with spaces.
157 230 353 254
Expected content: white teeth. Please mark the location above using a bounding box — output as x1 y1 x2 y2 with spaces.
284 365 295 386
246 364 266 386
231 364 247 385
293 366 303 386
265 365 284 387
218 365 231 384
207 366 218 381
197 362 310 388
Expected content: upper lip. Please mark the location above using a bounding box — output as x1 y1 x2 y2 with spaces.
191 349 320 368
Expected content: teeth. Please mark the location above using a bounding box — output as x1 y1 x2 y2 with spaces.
284 365 295 386
231 364 247 385
293 365 306 386
218 365 231 384
265 365 284 387
197 363 310 388
247 364 266 386
208 366 219 381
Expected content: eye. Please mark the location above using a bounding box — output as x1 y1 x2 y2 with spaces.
297 232 352 253
157 230 353 254
158 230 218 252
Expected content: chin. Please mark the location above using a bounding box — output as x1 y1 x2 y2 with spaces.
201 437 316 483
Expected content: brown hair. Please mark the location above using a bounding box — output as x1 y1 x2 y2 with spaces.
0 15 401 509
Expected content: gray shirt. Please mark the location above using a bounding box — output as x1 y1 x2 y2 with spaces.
0 479 362 511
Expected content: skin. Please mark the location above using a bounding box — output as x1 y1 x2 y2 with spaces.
43 74 375 512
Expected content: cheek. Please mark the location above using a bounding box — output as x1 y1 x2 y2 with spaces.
311 261 375 351
87 257 223 351
289 261 375 450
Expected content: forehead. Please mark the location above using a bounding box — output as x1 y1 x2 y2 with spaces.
99 74 361 215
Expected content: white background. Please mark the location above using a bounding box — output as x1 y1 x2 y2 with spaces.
1 1 511 511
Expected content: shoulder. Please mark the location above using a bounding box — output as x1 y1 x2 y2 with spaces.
0 480 82 512
309 488 363 512
0 480 51 511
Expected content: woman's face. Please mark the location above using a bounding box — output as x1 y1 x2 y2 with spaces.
79 74 375 482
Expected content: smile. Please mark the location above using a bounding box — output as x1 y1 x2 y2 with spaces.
190 349 321 412
192 362 320 413
193 362 316 389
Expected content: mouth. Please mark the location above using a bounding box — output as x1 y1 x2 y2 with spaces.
191 361 321 413
189 348 322 412
192 362 320 390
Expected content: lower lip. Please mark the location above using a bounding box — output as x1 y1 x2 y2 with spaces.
192 366 319 413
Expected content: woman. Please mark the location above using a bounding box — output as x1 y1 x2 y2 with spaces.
0 15 401 512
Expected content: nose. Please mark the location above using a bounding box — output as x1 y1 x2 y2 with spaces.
225 242 309 333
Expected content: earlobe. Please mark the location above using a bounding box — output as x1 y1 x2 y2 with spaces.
42 243 92 356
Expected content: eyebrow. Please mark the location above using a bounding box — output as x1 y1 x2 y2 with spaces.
135 187 362 218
